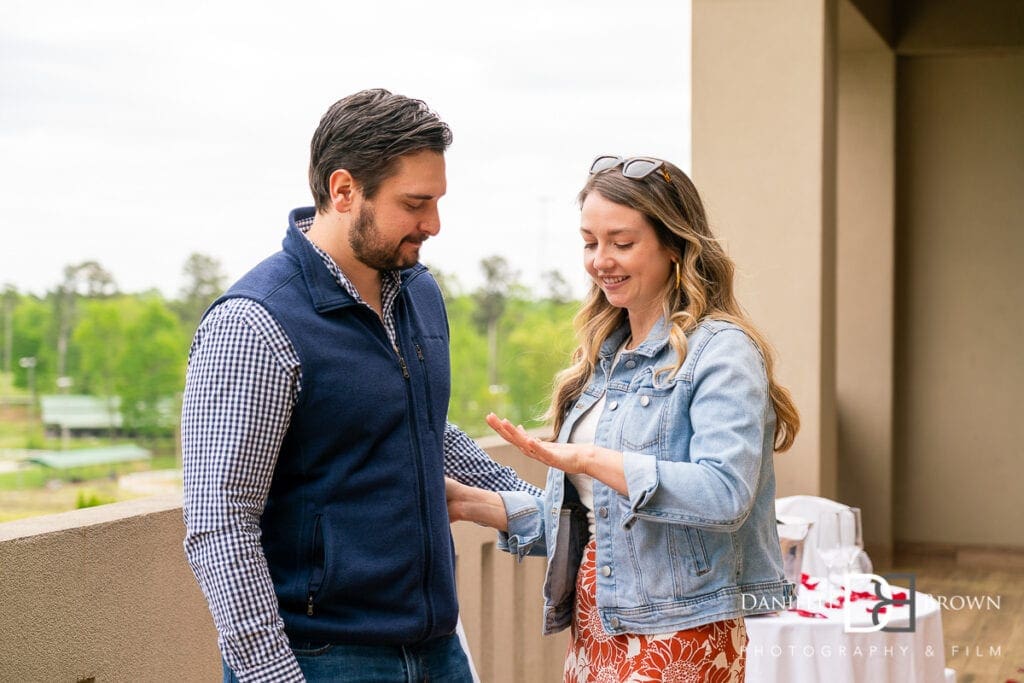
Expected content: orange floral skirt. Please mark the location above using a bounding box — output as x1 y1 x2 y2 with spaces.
564 540 747 683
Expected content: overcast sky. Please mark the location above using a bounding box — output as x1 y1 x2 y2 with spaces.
1 1 691 299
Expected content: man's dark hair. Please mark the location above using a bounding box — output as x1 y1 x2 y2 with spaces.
309 89 453 211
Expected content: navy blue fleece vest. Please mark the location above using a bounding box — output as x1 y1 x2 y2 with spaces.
210 208 456 645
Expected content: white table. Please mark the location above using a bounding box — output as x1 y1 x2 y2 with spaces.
744 576 952 682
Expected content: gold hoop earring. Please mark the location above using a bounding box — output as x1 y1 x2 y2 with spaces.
674 261 682 290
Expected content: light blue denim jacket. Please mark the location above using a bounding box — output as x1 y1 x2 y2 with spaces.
498 317 794 635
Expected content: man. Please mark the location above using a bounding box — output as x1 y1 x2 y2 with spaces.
182 89 539 682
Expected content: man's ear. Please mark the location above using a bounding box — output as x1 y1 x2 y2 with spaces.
328 169 358 213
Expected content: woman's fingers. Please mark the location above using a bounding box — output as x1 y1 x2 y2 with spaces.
487 413 530 447
484 413 582 472
486 413 551 462
486 414 521 442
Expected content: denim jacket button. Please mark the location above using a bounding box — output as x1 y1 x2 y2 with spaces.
609 616 621 629
609 401 618 411
639 395 650 407
601 565 612 577
598 506 608 518
625 359 636 369
575 402 584 409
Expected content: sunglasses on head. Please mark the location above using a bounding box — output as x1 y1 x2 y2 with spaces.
589 155 671 182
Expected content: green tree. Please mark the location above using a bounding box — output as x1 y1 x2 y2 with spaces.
501 298 577 429
472 256 518 389
53 261 118 382
174 253 227 328
445 295 491 435
72 297 133 398
115 297 188 435
2 284 18 374
542 269 574 305
10 295 55 392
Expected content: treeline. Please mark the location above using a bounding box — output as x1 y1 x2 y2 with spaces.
1 255 580 438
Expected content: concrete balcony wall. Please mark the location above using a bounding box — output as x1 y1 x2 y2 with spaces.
0 438 565 682
0 495 219 682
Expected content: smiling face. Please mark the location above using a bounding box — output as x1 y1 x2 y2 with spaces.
580 191 674 331
350 149 446 270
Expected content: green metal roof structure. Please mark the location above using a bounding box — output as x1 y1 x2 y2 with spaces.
27 444 151 469
39 395 122 430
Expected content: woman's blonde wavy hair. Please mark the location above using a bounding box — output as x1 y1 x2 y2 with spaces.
545 159 800 452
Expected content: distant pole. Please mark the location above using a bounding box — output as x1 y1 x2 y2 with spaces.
3 300 12 375
19 356 36 417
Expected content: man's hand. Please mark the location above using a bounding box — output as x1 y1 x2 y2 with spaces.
445 476 509 531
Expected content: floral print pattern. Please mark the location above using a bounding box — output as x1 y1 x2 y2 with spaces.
565 540 747 682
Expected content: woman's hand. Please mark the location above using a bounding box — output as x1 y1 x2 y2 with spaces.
485 413 629 495
485 413 590 474
445 476 509 531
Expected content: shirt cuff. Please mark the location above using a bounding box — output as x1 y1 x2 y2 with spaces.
621 451 660 528
234 652 305 682
496 491 544 560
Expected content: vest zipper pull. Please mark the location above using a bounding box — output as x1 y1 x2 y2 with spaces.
415 343 424 361
307 594 315 616
398 354 410 379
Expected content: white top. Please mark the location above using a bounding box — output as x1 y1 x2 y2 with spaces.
565 345 625 540
566 396 605 539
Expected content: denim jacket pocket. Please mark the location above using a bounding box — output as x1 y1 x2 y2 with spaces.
683 526 712 576
619 386 673 453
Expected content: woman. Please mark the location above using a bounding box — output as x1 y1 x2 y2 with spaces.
447 155 800 681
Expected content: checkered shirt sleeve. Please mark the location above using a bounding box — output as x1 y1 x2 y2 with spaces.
443 424 543 496
181 298 305 682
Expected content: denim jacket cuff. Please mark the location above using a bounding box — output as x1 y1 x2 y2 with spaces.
621 451 659 527
497 491 543 560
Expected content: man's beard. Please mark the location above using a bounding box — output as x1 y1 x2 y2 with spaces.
349 202 424 271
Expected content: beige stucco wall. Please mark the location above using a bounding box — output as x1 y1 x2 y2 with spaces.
836 2 896 555
695 0 1023 553
692 0 839 498
0 495 220 682
894 52 1024 547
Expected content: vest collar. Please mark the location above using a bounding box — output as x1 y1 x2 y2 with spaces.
284 207 427 314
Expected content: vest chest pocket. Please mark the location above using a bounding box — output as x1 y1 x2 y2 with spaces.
412 334 449 430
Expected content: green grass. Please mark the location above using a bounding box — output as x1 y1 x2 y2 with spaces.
0 459 154 491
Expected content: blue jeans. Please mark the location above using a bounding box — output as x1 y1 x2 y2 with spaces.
222 633 472 682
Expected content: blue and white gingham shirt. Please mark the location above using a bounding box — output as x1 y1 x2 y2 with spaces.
182 219 540 681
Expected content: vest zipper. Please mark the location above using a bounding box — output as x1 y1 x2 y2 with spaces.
394 318 433 640
396 348 411 379
414 343 434 425
306 514 325 617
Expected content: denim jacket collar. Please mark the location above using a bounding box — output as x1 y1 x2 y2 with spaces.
598 316 672 361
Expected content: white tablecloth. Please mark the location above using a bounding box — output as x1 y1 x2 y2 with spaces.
744 576 950 682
